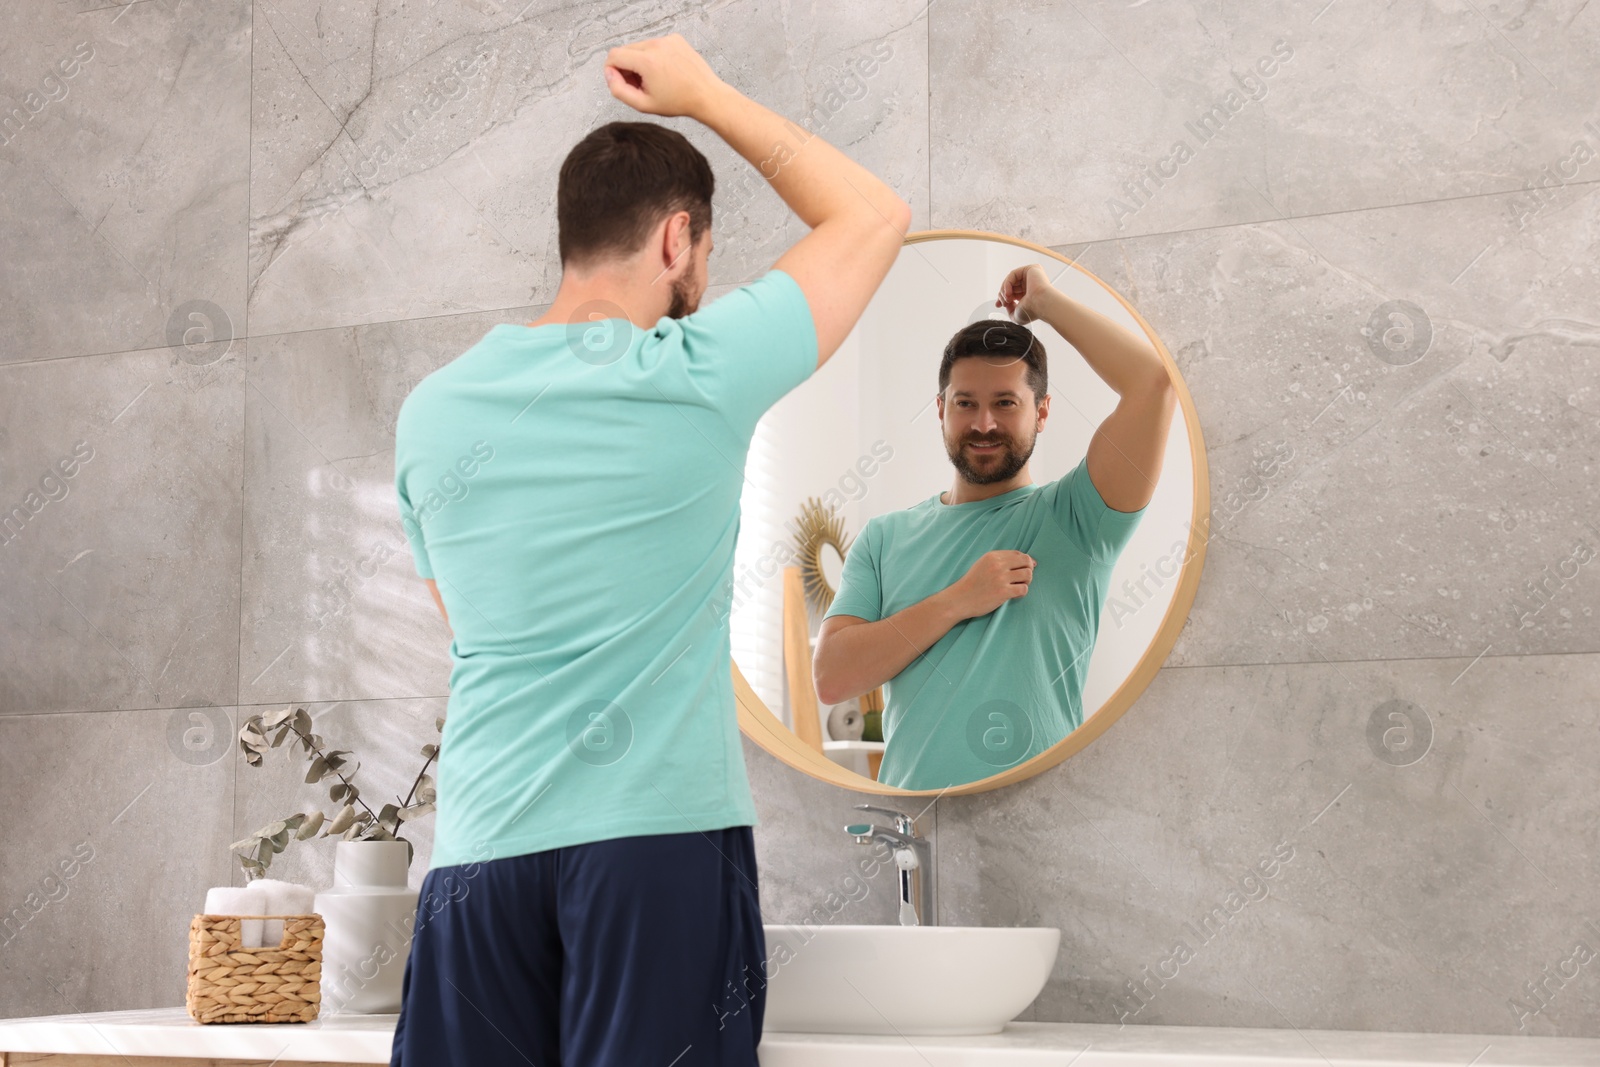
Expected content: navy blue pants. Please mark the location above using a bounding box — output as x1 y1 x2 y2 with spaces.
388 826 767 1067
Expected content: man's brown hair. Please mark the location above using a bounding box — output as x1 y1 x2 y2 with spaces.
938 320 1048 403
557 121 714 270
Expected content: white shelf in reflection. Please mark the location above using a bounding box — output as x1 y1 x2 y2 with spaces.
821 740 884 752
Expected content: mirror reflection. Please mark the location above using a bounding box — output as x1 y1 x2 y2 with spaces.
731 233 1201 791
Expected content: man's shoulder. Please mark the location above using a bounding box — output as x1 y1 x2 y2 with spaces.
397 327 511 424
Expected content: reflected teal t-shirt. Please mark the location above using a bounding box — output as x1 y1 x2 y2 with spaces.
823 461 1145 790
395 269 817 869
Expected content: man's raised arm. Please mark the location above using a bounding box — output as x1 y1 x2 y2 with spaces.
999 264 1176 513
604 34 913 368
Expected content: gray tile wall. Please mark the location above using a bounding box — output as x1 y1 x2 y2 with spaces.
1 0 1595 1039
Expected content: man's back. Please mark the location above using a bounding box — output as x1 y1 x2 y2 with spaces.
394 269 817 869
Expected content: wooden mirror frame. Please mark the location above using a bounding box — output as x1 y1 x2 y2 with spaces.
733 228 1211 796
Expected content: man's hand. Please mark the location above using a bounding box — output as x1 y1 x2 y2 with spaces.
603 33 727 120
945 549 1036 620
995 263 1054 325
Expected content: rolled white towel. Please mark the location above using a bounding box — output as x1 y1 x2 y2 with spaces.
248 879 316 948
204 886 265 948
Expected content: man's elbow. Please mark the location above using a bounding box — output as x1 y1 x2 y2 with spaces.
812 648 847 707
887 197 913 236
812 661 838 708
1144 361 1176 399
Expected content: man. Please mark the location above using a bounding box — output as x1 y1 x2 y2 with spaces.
387 34 911 1067
812 264 1176 790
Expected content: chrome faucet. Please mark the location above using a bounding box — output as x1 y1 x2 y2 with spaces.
844 804 935 927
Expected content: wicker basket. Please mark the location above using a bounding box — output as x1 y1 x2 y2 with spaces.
186 913 324 1024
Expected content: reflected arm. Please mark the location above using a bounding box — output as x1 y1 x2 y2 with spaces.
425 578 451 634
813 590 966 707
1030 289 1176 513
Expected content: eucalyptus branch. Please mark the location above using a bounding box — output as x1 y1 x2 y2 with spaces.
234 707 444 877
399 750 438 810
285 720 381 826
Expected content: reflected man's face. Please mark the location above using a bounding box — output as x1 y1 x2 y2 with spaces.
938 355 1046 485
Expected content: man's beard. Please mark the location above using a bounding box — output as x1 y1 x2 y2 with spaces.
946 430 1035 485
666 272 699 319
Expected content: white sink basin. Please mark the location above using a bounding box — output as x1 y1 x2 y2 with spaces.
761 924 1060 1036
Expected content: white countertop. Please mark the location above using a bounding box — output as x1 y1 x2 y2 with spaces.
0 1007 396 1063
2 1007 1600 1065
760 1021 1600 1065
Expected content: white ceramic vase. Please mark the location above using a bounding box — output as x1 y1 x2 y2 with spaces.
314 840 420 1014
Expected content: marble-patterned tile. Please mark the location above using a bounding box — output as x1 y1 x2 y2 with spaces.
936 651 1600 1034
0 0 250 365
246 0 928 336
930 0 1600 246
239 306 534 707
1061 183 1599 667
230 696 448 894
0 343 244 716
0 704 236 1017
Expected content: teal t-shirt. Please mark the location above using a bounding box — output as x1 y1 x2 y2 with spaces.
823 460 1146 790
394 269 817 869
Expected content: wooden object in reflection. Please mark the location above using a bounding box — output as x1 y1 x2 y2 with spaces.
782 566 824 754
859 686 885 779
782 565 886 780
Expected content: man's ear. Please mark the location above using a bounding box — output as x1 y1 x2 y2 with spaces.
659 210 695 278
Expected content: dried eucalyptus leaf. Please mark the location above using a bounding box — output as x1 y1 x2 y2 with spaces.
327 804 357 836
401 803 435 820
435 717 445 732
420 744 438 759
263 706 295 729
229 836 261 852
329 782 349 803
305 755 329 784
296 810 326 839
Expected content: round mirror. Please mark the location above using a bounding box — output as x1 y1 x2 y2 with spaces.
731 230 1209 795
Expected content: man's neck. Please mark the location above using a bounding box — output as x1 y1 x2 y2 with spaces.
940 471 1033 506
526 275 666 331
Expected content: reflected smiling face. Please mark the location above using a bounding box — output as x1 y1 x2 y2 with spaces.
938 355 1047 486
